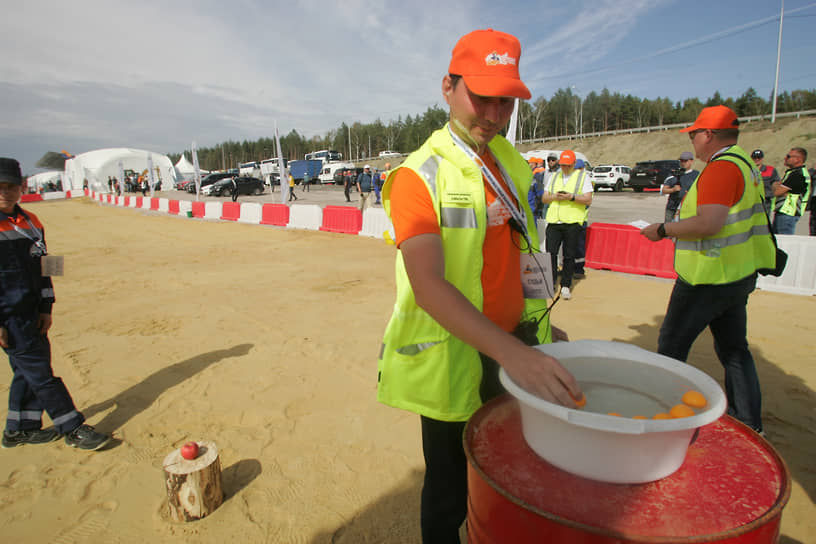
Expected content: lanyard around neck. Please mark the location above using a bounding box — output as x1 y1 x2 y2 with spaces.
447 125 529 241
9 215 47 254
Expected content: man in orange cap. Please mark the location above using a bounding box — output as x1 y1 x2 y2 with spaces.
640 105 776 433
377 29 581 542
541 149 593 300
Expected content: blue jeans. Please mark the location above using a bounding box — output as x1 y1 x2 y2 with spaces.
772 212 799 235
3 313 84 434
657 276 762 432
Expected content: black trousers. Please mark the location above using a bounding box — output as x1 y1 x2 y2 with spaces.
420 354 504 544
545 222 581 288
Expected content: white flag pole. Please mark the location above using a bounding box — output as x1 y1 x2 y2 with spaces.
147 154 156 198
192 142 202 201
117 161 125 199
507 99 520 146
275 122 288 205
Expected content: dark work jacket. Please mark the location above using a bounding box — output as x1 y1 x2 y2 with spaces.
0 205 55 322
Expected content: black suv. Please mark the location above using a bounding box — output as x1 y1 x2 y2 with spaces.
187 171 238 193
629 160 681 192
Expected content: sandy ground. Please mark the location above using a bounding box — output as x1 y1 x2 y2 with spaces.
1 197 814 544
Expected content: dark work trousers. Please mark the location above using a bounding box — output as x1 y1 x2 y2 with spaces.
344 181 352 202
420 353 504 544
545 222 581 288
810 197 816 236
657 276 762 432
3 313 83 434
575 221 587 274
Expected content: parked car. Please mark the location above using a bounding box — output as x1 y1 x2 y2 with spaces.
590 165 631 192
629 160 681 192
210 176 265 197
187 171 236 193
378 150 400 158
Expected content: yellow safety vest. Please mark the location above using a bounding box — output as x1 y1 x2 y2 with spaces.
675 145 775 285
545 169 589 224
775 166 811 217
378 125 552 422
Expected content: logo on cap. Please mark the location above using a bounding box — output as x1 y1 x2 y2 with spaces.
485 51 517 66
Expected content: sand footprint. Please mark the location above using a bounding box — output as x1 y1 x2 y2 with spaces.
52 500 119 544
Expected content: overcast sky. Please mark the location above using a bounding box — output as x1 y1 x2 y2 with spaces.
2 0 815 175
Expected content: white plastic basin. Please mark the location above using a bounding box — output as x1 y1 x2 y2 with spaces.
499 339 726 484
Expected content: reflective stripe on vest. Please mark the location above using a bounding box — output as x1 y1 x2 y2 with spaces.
675 145 775 285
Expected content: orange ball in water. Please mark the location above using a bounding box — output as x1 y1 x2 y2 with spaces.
682 390 708 409
653 413 672 420
632 415 648 420
670 404 695 418
607 412 622 417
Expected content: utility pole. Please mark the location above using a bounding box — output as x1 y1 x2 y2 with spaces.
771 0 784 123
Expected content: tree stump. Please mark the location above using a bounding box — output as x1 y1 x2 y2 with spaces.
163 440 223 522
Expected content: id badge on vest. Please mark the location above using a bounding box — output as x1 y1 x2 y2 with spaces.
520 252 554 299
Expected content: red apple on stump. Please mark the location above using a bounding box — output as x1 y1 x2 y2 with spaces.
180 441 199 460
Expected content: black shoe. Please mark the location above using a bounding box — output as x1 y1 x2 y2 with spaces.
574 272 586 279
64 424 111 451
2 428 60 448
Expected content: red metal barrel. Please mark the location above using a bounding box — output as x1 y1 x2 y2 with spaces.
464 395 790 543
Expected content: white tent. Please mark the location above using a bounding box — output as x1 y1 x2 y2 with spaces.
26 170 63 193
62 148 176 193
174 152 206 181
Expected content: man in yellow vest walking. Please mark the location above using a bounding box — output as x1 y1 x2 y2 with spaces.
541 150 593 300
640 105 775 433
377 29 581 543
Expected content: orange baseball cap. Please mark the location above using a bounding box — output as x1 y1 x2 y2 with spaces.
559 150 576 165
449 29 531 99
680 105 740 133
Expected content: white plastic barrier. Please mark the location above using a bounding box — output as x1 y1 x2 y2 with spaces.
141 197 152 209
43 191 67 200
288 204 322 230
360 207 394 239
238 202 262 224
204 201 222 220
158 198 170 213
178 200 193 216
115 196 125 206
756 234 816 296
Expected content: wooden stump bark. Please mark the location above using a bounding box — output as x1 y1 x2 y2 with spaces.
163 440 223 522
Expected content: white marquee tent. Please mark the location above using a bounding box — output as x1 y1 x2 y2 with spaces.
26 170 63 193
62 148 176 193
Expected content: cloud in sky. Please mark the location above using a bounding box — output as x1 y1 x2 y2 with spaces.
2 0 815 174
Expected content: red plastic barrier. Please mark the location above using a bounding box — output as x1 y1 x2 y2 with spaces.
585 222 677 279
260 203 290 226
149 198 159 210
106 195 113 203
123 196 131 207
319 205 362 234
135 196 143 208
168 200 180 215
191 201 205 218
20 194 44 203
221 202 240 221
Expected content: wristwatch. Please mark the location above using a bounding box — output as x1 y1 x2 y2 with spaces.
657 223 667 239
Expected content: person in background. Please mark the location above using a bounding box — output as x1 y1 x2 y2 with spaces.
288 173 298 201
750 149 779 216
302 170 311 192
231 177 239 202
810 161 816 236
377 29 580 543
542 150 593 299
343 169 354 202
573 158 589 279
661 151 699 223
374 163 390 205
356 165 374 211
640 105 775 434
771 147 810 234
526 157 545 226
1 157 111 451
